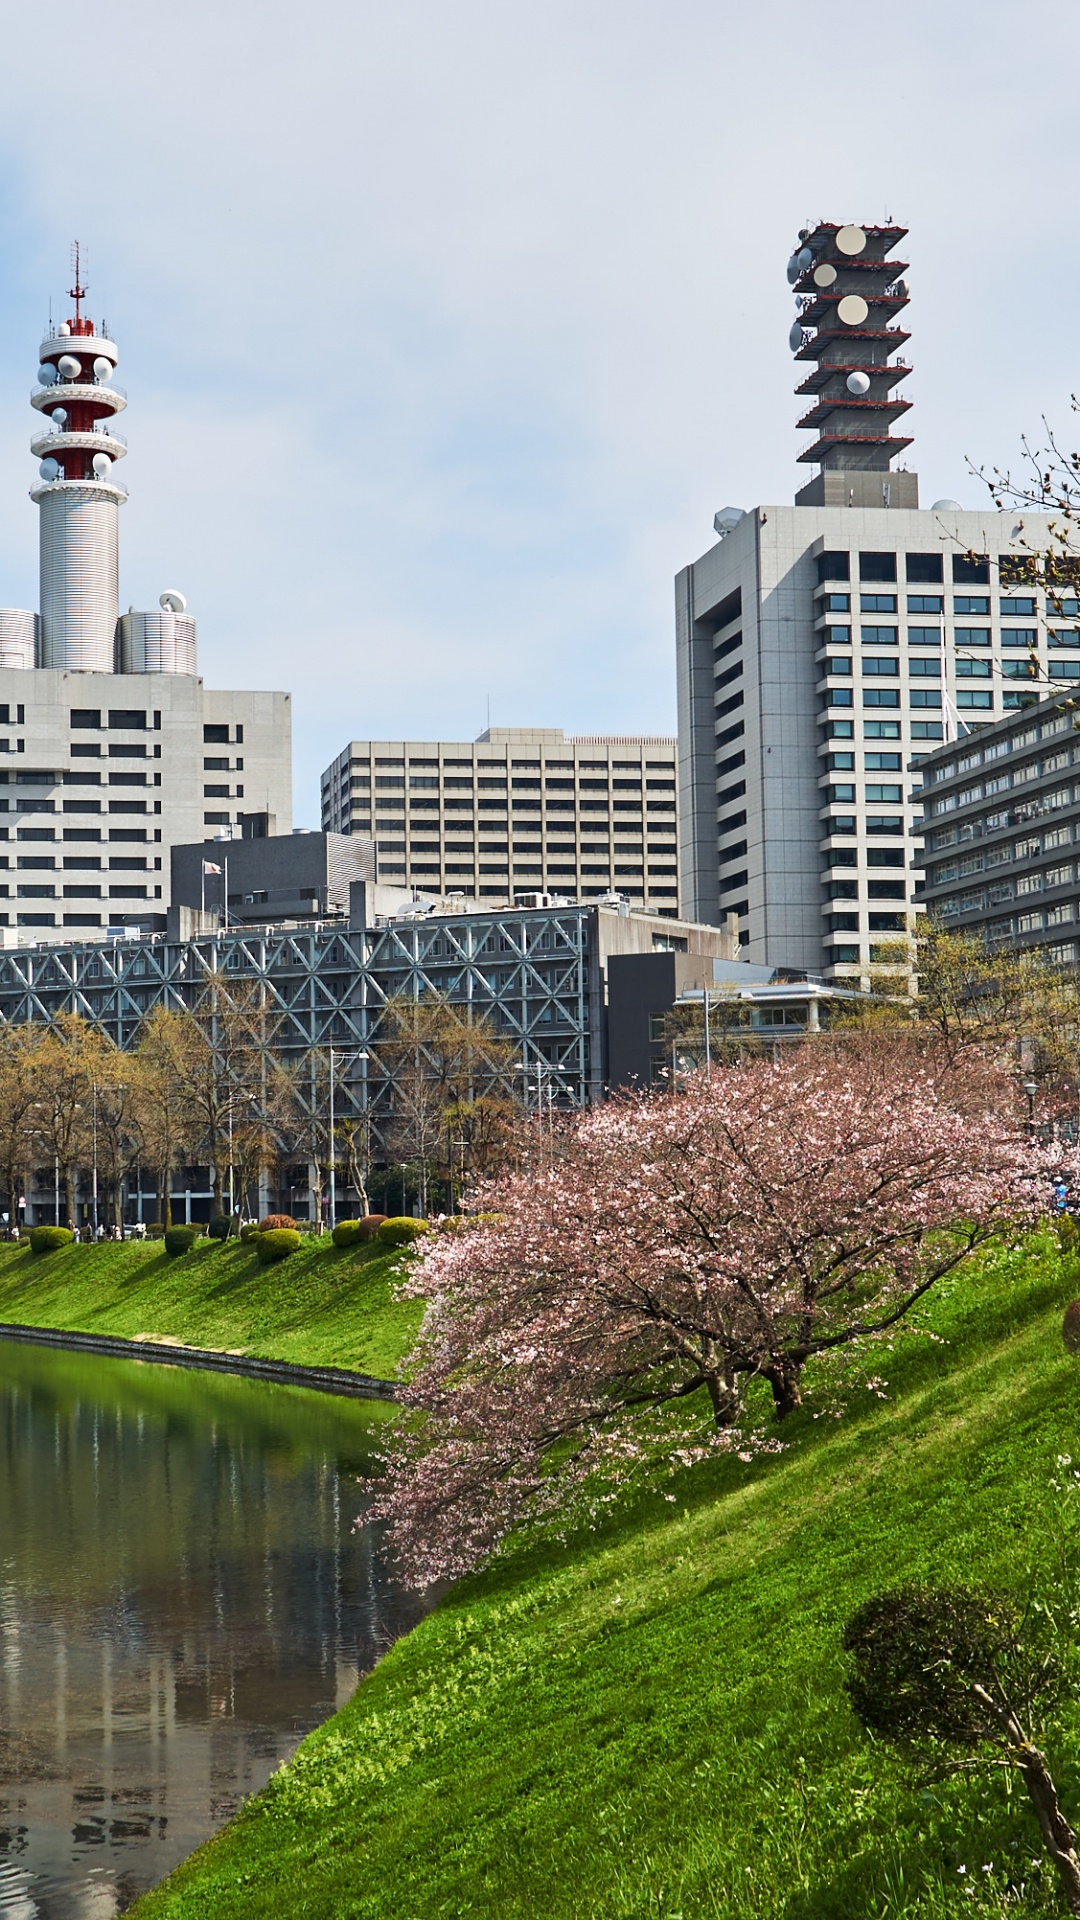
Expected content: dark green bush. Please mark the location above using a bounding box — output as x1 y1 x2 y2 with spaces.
376 1216 429 1248
206 1215 232 1241
254 1227 302 1265
28 1225 74 1254
240 1222 259 1241
164 1225 201 1257
1064 1299 1080 1353
144 1222 165 1239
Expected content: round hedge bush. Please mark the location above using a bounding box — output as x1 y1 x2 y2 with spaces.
28 1225 74 1254
240 1222 259 1241
255 1227 302 1265
164 1224 201 1257
144 1222 165 1239
207 1215 232 1241
356 1213 388 1241
1064 1299 1080 1354
258 1213 297 1232
332 1217 388 1249
376 1216 429 1248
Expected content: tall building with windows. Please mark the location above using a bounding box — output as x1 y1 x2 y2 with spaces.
321 727 681 914
0 254 291 942
677 220 1066 981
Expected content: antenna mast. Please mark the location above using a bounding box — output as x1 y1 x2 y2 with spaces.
67 241 88 333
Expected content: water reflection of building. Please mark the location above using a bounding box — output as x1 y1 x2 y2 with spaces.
0 1345 422 1916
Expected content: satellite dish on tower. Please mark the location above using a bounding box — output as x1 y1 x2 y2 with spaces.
786 253 802 285
93 357 112 382
813 263 836 288
846 371 871 395
713 508 745 539
57 323 71 338
837 294 869 326
932 499 963 512
39 459 59 482
835 225 867 256
57 354 81 380
51 408 68 428
796 247 812 274
37 363 57 387
159 590 187 614
789 322 806 352
92 453 111 479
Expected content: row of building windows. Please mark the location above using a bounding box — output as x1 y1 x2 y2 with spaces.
815 550 1060 586
818 594 1077 617
821 625 1080 649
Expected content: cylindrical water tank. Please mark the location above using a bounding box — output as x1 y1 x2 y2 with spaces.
0 609 38 670
38 488 119 671
117 609 197 675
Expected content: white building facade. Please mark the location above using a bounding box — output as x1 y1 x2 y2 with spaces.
676 220 1066 981
0 257 291 941
321 727 680 914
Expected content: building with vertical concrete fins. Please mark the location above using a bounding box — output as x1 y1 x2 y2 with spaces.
0 249 291 943
676 220 1070 985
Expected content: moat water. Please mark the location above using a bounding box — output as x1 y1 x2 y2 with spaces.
0 1337 425 1916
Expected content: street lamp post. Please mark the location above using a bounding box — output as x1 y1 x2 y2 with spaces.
91 1082 99 1237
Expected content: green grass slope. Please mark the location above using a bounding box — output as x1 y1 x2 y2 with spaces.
0 1237 420 1379
130 1234 1080 1920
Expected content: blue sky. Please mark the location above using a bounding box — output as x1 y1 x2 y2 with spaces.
0 0 1077 824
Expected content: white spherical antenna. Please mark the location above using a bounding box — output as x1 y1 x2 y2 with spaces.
37 362 57 387
835 225 867 256
786 253 801 285
837 294 869 326
932 499 963 512
92 452 111 479
789 321 806 352
713 508 745 539
159 590 187 614
796 247 812 273
92 356 113 382
57 353 81 381
39 458 59 482
813 263 837 288
846 370 871 396
57 322 71 338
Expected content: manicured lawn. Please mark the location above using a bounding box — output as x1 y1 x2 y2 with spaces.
0 1236 421 1379
127 1232 1080 1919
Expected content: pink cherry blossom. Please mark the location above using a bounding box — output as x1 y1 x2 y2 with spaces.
370 1034 1059 1586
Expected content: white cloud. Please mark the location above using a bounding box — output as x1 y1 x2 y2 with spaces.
0 0 1076 820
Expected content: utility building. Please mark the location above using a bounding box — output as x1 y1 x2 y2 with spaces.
676 221 1067 984
0 250 291 942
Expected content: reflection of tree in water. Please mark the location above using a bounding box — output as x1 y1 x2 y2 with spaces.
0 1341 427 1919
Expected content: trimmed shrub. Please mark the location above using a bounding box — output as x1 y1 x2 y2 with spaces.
258 1213 297 1232
376 1216 429 1248
240 1221 259 1242
355 1213 388 1242
331 1219 365 1249
28 1225 74 1254
206 1215 233 1241
1064 1299 1080 1354
164 1225 201 1257
144 1222 165 1239
255 1227 302 1265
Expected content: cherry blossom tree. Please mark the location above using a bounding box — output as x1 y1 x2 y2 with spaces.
372 1035 1057 1585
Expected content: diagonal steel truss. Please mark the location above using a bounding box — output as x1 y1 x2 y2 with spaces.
0 907 602 1160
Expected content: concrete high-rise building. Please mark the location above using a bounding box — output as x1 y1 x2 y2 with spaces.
321 727 680 913
0 250 291 942
676 220 1065 983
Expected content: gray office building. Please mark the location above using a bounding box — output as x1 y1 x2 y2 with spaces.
321 727 680 914
676 220 1068 982
917 692 1080 961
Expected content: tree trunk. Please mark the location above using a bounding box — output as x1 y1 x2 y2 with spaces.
764 1363 803 1419
705 1367 740 1428
63 1165 76 1230
1016 1743 1080 1913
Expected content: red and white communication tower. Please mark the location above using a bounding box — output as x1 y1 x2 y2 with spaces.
29 243 129 671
